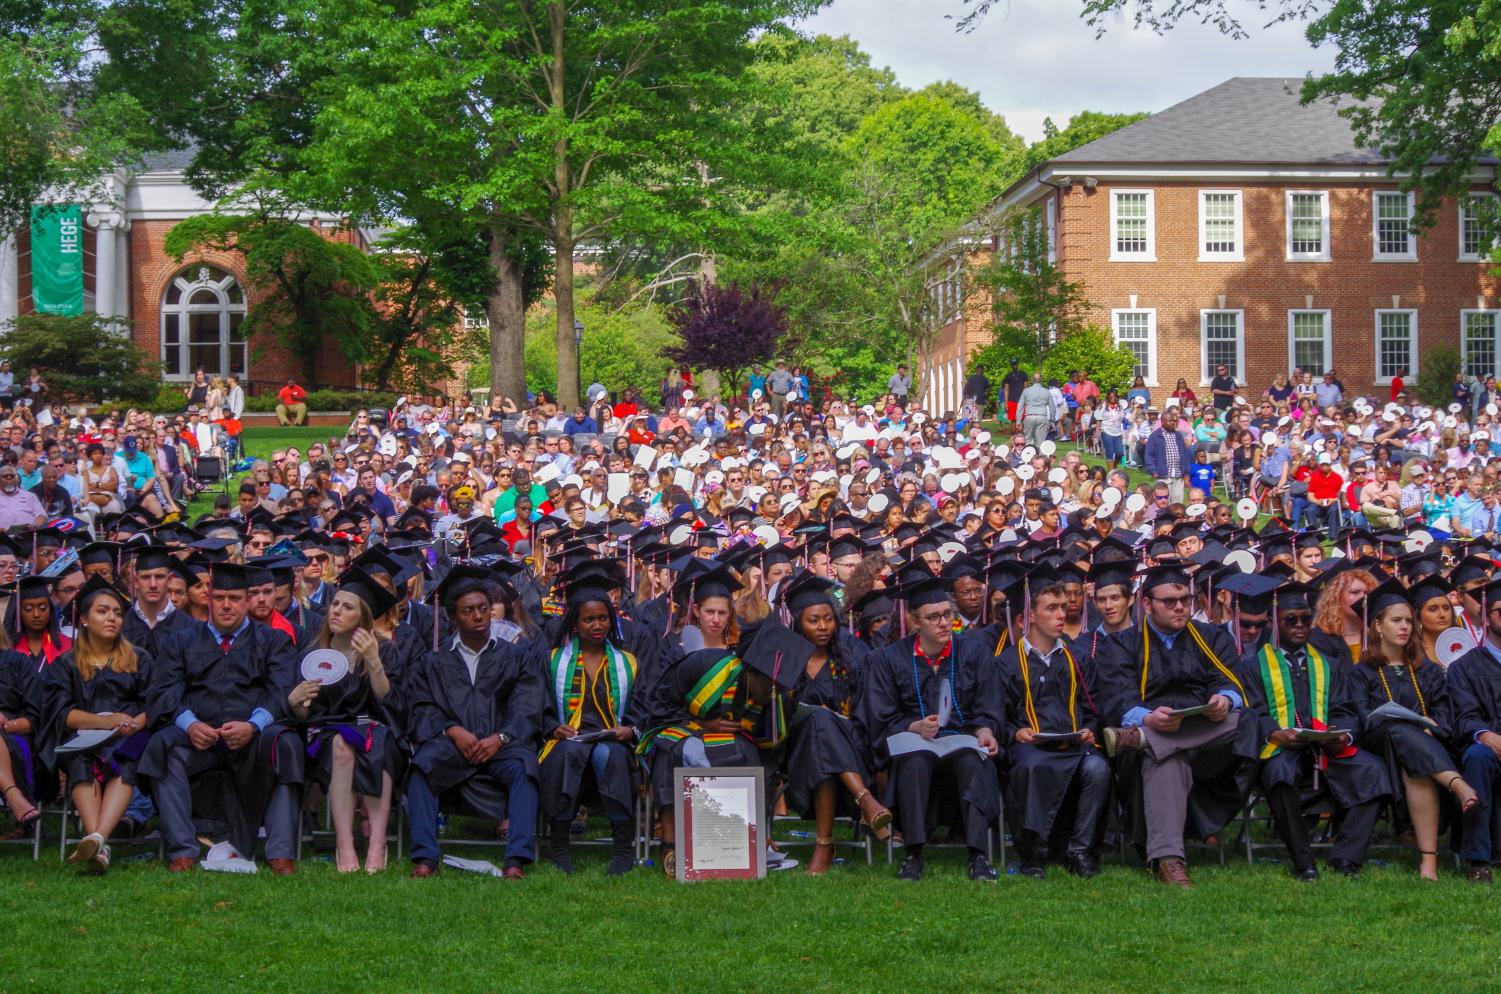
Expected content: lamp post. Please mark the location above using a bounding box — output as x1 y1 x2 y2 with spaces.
574 319 584 407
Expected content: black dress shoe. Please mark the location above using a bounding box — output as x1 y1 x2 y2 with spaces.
968 854 999 882
1326 858 1361 878
1018 859 1046 880
897 854 924 881
1294 865 1319 883
1065 853 1101 879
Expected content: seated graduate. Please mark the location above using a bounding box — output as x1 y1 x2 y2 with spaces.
1350 578 1477 881
288 567 405 873
972 560 1027 660
777 571 891 876
1236 581 1391 881
7 575 70 665
0 627 43 828
1307 561 1380 665
1097 563 1258 888
137 562 300 873
1429 574 1501 884
637 562 796 876
538 564 648 876
120 545 197 658
996 565 1109 880
267 556 326 650
858 574 1003 883
406 565 545 880
39 577 154 873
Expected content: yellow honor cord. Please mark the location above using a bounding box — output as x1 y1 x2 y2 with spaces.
1019 640 1079 733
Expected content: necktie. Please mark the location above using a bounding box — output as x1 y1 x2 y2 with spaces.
219 635 233 654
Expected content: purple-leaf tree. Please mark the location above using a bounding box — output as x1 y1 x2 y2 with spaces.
667 282 787 396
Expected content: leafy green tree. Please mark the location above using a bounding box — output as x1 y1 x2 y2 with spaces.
972 205 1094 357
1 313 160 403
1020 110 1151 172
163 186 380 382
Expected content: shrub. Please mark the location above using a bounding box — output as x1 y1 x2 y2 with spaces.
1413 345 1460 407
1 314 161 404
243 389 400 413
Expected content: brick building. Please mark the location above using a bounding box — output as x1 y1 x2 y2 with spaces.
0 149 363 393
922 77 1501 411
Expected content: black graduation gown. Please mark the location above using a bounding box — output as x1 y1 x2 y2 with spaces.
535 639 649 822
639 647 785 808
857 634 1003 848
1448 646 1501 745
1350 660 1456 778
37 648 157 786
1094 623 1261 848
137 620 299 857
122 605 196 660
300 640 409 797
996 637 1106 839
1234 644 1390 810
404 601 445 650
408 639 545 819
0 649 48 803
782 632 872 819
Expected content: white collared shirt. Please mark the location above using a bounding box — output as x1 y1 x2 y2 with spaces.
451 633 497 685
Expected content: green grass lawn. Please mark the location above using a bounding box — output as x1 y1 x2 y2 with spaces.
1 840 1497 993
183 425 335 519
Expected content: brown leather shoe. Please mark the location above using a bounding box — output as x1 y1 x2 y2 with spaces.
167 857 195 873
1467 863 1494 884
409 862 438 878
1103 726 1143 758
267 858 297 877
502 866 525 880
1154 857 1193 888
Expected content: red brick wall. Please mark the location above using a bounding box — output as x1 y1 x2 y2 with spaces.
1051 180 1501 401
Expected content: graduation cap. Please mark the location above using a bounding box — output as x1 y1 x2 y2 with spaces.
26 526 66 550
1408 573 1454 610
247 555 301 587
558 562 625 608
243 564 275 588
1086 559 1136 593
1139 563 1192 595
1270 580 1315 614
338 565 401 618
431 564 495 609
352 547 418 587
13 574 54 601
850 586 894 621
780 571 839 615
327 509 367 533
1217 571 1280 605
1450 555 1494 588
1365 577 1412 616
79 541 121 568
189 536 238 562
827 534 868 561
129 544 178 573
739 619 814 692
167 557 202 588
71 573 130 615
206 562 252 591
672 562 739 603
1169 520 1204 544
1397 548 1445 581
1092 536 1137 563
897 574 952 610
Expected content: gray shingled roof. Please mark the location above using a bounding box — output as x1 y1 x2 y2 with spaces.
1052 77 1385 166
138 147 197 172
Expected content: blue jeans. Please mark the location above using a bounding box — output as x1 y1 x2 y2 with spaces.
1101 434 1123 462
406 760 538 867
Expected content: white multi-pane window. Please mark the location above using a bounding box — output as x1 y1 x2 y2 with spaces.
1372 191 1417 260
1198 191 1242 261
1375 309 1417 382
1110 190 1155 261
1287 310 1331 375
1200 310 1244 382
1461 194 1499 261
1286 191 1330 260
1462 311 1500 379
1112 309 1156 384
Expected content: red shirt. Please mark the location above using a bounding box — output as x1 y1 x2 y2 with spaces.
1306 468 1344 501
278 384 307 406
1390 375 1404 402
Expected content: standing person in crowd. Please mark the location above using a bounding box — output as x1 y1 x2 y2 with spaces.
1144 408 1194 505
888 364 912 410
766 360 794 416
1002 360 1028 424
1018 373 1055 450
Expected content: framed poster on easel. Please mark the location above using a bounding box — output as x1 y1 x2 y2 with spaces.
672 766 765 882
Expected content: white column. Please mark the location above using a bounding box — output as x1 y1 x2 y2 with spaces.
0 233 16 328
93 217 117 322
114 221 129 320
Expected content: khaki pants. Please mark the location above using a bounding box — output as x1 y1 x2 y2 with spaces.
1156 478 1185 504
1139 712 1241 861
1361 502 1401 530
276 402 307 426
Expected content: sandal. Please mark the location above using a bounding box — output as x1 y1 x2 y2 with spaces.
68 832 104 866
806 837 836 876
3 785 38 827
1446 775 1480 813
87 843 110 876
854 789 892 842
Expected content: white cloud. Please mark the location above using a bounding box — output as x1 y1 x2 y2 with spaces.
795 0 1337 141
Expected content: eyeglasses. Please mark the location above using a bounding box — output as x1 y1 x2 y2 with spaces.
1280 612 1313 625
1238 618 1268 630
916 610 954 624
1151 594 1194 607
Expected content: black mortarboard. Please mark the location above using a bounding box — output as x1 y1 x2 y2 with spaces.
674 562 738 604
781 571 839 615
79 541 120 567
352 547 418 587
1086 560 1136 591
739 620 813 692
1408 574 1454 610
1217 572 1281 602
14 575 53 601
899 574 952 610
1451 555 1494 588
1092 536 1137 563
338 565 401 618
1271 580 1314 614
207 562 251 591
72 574 129 613
1139 563 1192 594
1366 577 1413 616
431 564 495 608
167 557 201 588
851 587 894 620
129 544 177 573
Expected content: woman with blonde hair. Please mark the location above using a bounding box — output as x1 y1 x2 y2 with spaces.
39 578 149 873
1351 581 1477 880
287 568 407 873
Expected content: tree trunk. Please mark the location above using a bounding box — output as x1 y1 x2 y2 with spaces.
553 216 579 409
373 334 405 392
487 224 526 404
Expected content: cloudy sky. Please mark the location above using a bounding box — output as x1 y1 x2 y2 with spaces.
795 0 1337 142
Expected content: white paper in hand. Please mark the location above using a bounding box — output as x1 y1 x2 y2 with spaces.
606 473 631 504
937 681 953 728
673 468 696 493
56 727 117 753
633 445 658 470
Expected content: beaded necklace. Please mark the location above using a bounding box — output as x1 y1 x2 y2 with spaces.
911 638 964 730
1377 661 1429 716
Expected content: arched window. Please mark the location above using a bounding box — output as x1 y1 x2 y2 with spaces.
160 265 247 379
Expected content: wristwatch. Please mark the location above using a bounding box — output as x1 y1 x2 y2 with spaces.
496 732 509 748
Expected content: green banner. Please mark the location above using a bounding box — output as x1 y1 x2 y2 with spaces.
29 205 84 316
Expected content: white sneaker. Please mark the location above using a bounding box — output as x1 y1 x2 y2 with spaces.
67 832 104 865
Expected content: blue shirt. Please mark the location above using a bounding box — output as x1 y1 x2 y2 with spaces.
1122 622 1243 727
1189 463 1217 493
174 618 273 732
